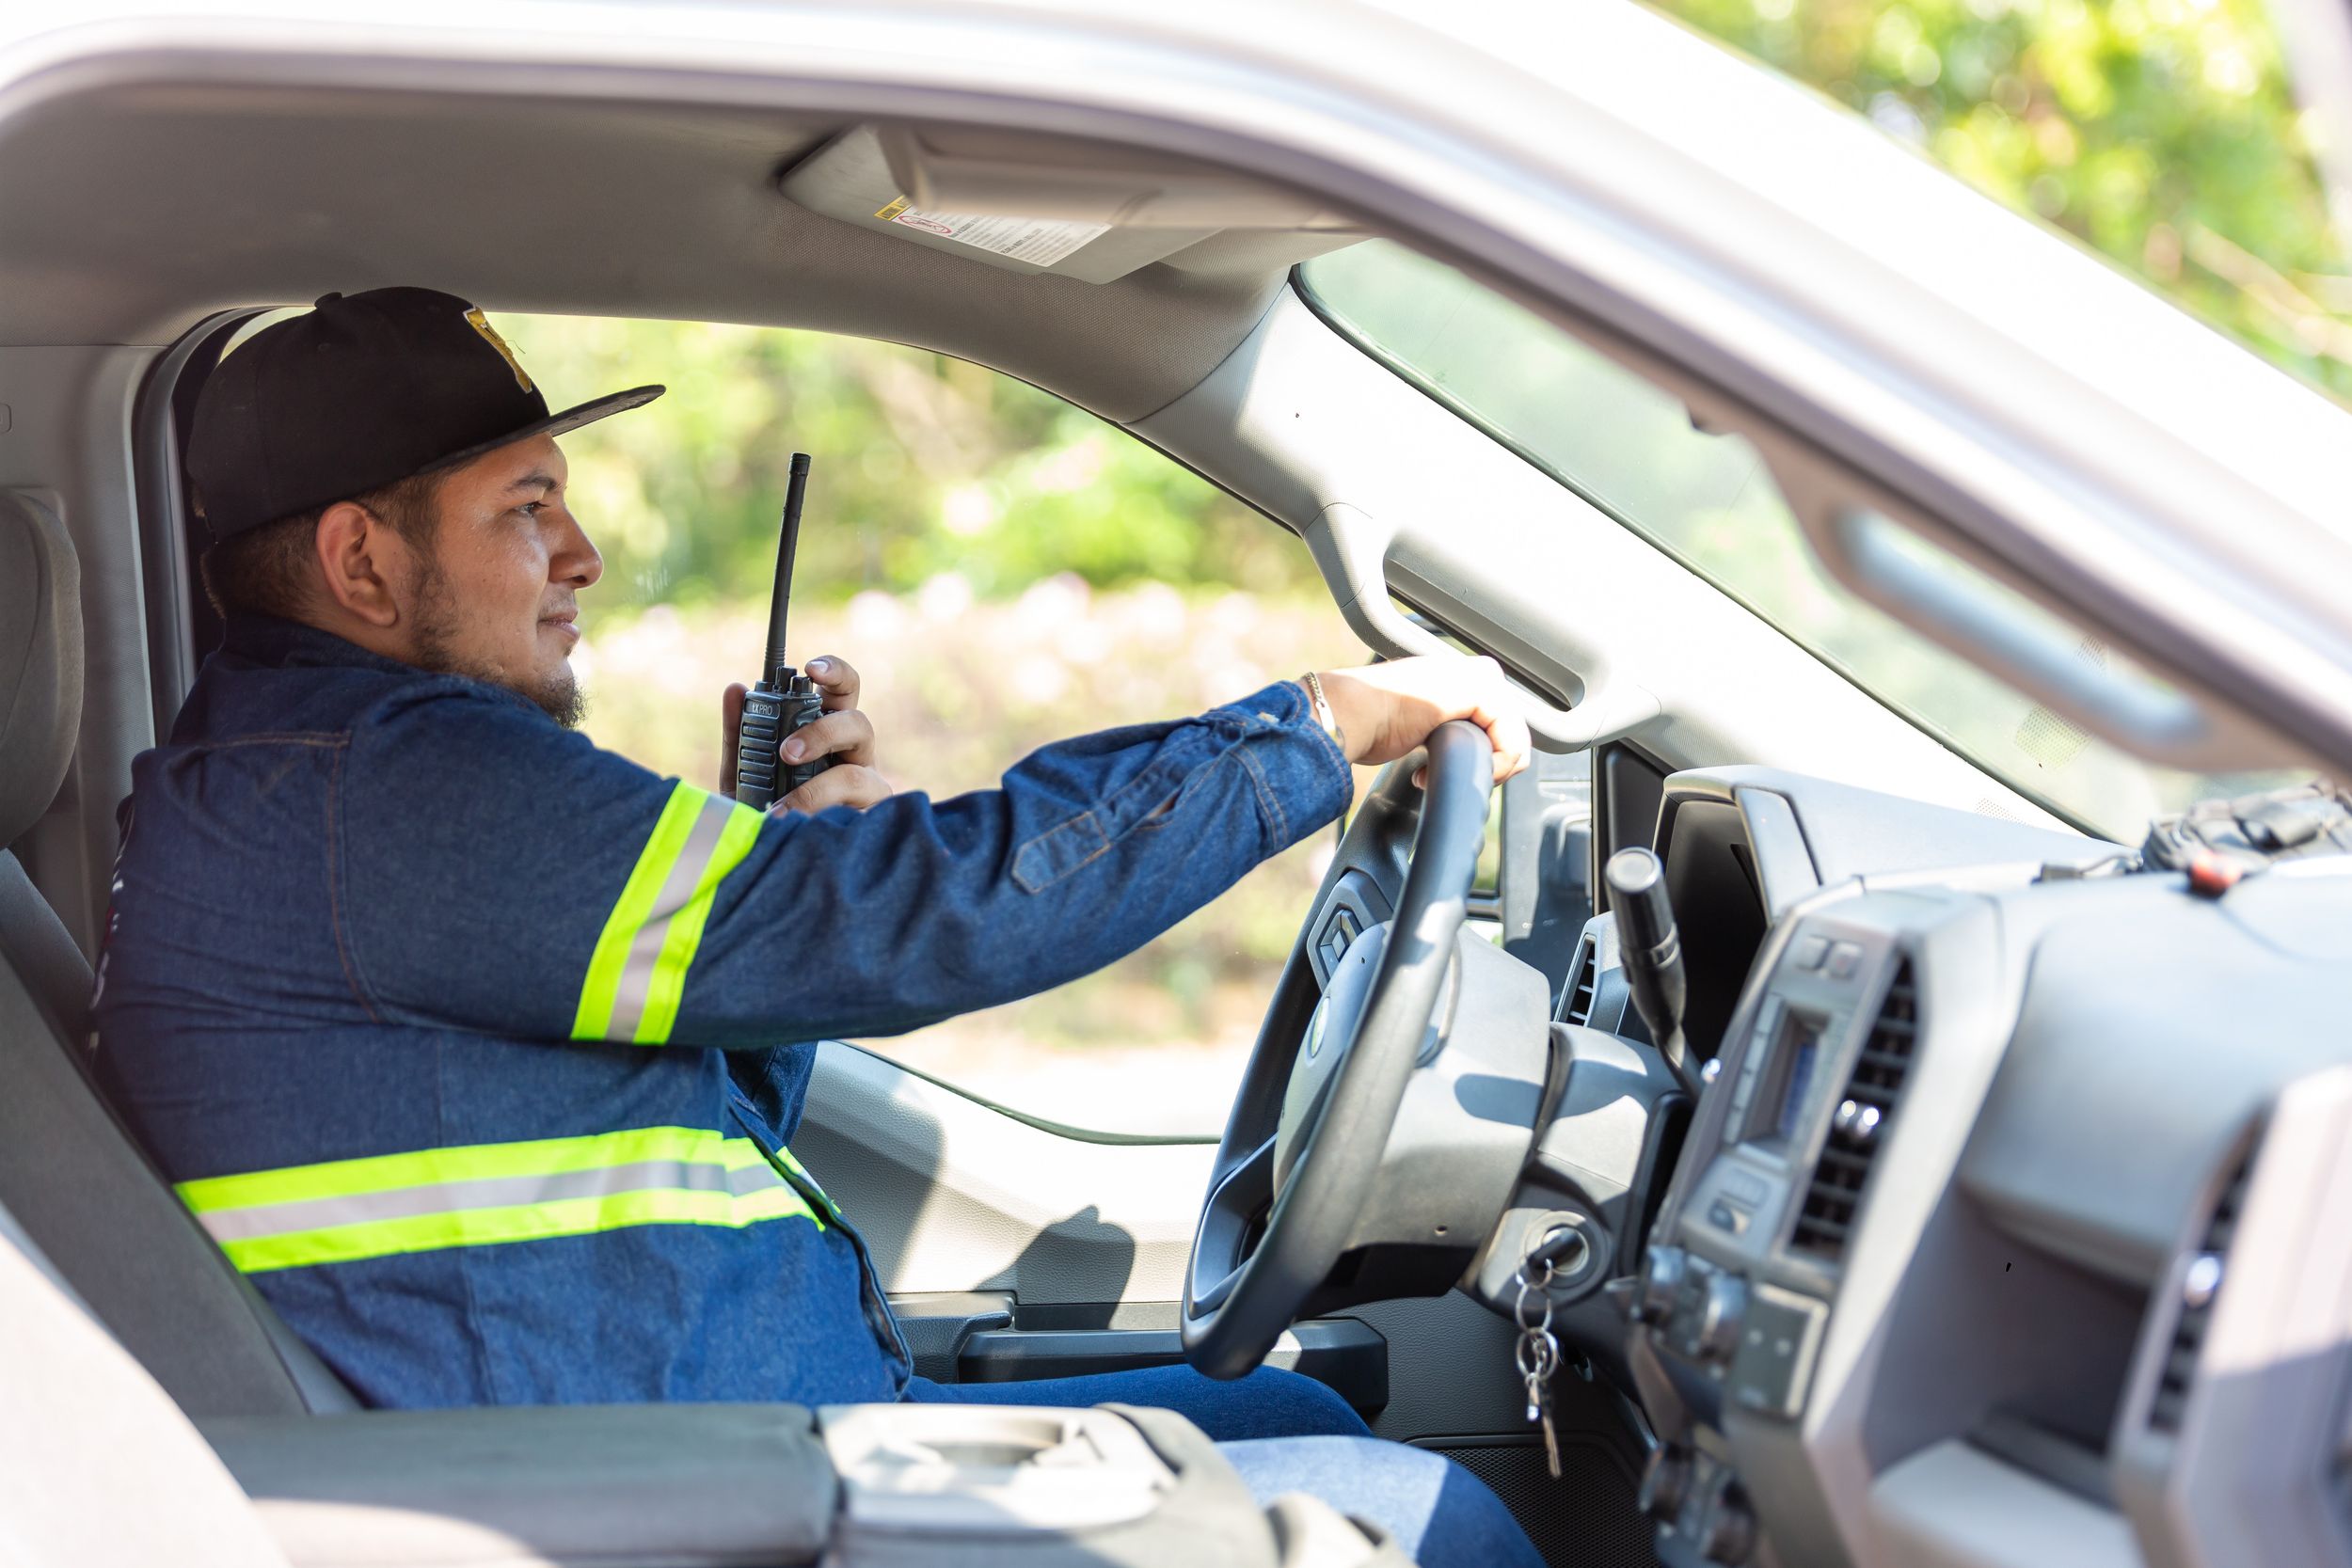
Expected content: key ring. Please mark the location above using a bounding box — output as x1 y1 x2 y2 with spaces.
1515 1323 1560 1384
1513 1270 1556 1338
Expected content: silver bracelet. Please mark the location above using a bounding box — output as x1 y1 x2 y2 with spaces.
1301 670 1347 757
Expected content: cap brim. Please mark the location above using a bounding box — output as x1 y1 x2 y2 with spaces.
416 384 666 478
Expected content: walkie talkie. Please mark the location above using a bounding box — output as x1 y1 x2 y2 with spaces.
733 452 833 811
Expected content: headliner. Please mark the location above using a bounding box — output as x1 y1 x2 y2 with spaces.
0 81 1299 421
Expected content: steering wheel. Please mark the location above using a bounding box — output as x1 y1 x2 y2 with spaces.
1182 720 1495 1378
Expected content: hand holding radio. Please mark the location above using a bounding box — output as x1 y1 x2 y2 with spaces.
723 453 891 814
720 657 892 813
718 452 1525 817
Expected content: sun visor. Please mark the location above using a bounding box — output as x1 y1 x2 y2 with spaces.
777 125 1359 284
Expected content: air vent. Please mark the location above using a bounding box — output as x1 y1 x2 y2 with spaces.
1562 938 1600 1026
2148 1147 2255 1433
1791 959 1917 1261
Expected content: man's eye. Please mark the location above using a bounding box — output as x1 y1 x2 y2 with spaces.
517 502 545 519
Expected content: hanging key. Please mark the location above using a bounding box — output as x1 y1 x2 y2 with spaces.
1518 1327 1564 1479
1513 1250 1566 1480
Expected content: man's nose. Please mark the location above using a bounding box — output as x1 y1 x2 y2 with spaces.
554 514 603 590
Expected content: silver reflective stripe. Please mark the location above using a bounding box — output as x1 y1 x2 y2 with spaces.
605 792 736 1041
193 1157 788 1245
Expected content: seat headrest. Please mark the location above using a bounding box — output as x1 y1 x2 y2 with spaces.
0 493 83 847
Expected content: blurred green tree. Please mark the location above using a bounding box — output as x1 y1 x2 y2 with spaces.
505 316 1313 613
1650 0 2352 398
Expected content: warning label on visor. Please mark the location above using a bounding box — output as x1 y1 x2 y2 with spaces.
873 196 1108 267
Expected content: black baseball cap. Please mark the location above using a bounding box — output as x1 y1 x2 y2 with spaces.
186 287 663 540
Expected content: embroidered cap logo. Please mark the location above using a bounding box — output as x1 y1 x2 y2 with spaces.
463 307 535 393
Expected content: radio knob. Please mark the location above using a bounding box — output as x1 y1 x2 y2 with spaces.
1697 1272 1749 1364
1635 1244 1688 1326
1637 1445 1692 1521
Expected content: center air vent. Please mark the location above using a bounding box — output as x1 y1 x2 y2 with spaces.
1562 937 1600 1026
2148 1146 2255 1433
1791 959 1917 1261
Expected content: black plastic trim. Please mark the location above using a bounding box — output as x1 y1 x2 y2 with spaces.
128 309 263 738
959 1316 1391 1416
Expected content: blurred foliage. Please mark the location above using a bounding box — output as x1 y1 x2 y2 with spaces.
1651 0 2352 398
504 315 1317 611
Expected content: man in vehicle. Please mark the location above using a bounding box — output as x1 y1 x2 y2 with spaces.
90 288 1543 1567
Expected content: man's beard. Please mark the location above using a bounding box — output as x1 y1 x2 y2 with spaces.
407 557 588 729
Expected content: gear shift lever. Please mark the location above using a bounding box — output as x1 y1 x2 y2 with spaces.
1604 847 1696 1093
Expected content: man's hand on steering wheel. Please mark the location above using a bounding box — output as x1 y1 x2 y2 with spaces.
719 655 896 814
1310 654 1532 784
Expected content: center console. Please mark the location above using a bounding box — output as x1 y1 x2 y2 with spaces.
1628 911 1923 1565
210 1400 1413 1568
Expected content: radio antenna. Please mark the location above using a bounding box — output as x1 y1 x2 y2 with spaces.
760 451 812 687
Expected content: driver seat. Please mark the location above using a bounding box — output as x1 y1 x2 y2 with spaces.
0 488 358 1418
0 492 1418 1568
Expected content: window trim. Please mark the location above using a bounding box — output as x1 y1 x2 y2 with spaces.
130 309 267 738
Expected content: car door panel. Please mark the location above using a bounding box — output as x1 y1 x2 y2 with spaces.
797 1041 1634 1465
794 1041 1213 1304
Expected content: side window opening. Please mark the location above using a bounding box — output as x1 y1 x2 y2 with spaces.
514 315 1365 1136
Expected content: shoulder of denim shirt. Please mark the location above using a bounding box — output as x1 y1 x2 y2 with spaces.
345 674 647 802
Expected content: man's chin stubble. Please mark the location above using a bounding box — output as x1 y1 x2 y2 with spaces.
521 667 588 729
415 643 587 728
406 574 589 727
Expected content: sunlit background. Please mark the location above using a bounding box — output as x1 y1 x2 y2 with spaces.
508 0 2345 1132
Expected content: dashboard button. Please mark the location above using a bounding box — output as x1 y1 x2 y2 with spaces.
1706 1198 1750 1237
1726 1284 1829 1420
1826 942 1863 979
1792 935 1829 971
1697 1272 1749 1363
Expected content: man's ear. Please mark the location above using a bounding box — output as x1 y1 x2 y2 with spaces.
313 499 405 627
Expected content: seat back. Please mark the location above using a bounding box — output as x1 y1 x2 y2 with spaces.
0 488 353 1418
0 1203 295 1568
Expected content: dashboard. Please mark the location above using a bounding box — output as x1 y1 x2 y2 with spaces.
1523 766 2352 1568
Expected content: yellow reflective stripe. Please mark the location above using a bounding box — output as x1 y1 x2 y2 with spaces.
215 1181 813 1275
572 783 766 1045
176 1125 752 1213
573 784 707 1041
177 1127 833 1275
633 800 763 1046
771 1141 841 1218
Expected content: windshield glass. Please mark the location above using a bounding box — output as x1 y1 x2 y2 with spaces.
1298 241 2299 840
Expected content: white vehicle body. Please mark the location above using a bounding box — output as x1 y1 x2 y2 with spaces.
2 6 2346 1568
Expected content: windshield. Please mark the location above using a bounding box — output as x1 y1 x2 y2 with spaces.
1298 241 2299 841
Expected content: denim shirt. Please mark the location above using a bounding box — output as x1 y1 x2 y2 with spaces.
91 614 1351 1409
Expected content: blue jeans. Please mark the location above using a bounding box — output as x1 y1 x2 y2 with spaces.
906 1367 1546 1568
